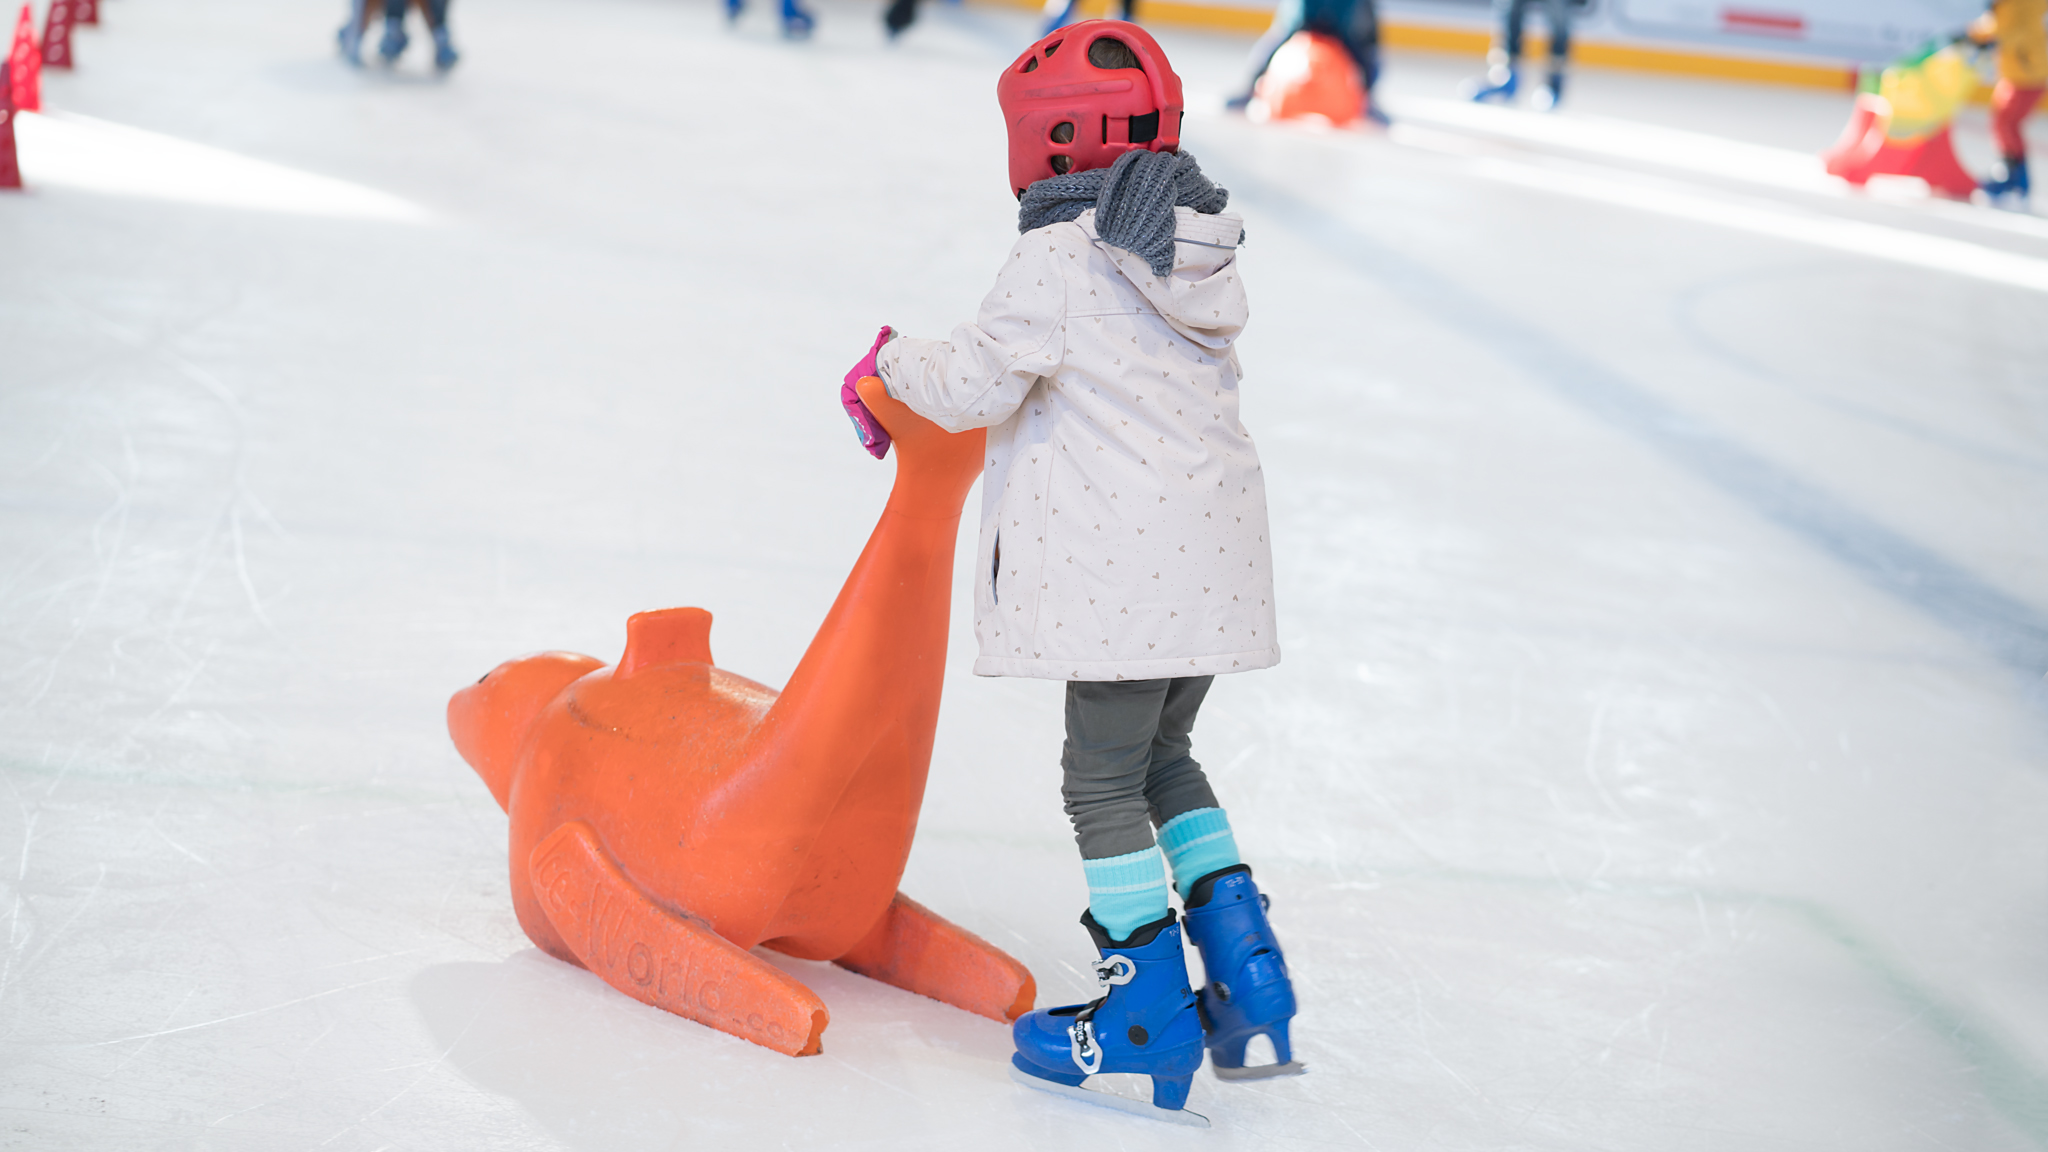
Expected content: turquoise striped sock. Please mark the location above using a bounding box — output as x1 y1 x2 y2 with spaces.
1083 846 1170 941
1158 807 1242 899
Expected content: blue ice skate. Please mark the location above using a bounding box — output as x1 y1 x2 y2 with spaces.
1982 157 2031 206
1183 865 1304 1080
336 0 367 66
1010 911 1209 1127
780 0 816 38
1468 62 1517 103
377 14 409 63
432 25 459 70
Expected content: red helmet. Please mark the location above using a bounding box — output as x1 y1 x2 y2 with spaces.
995 20 1185 199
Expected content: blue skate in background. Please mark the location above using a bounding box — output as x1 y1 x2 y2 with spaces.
780 0 815 38
1183 865 1305 1080
1010 911 1209 1126
336 0 367 66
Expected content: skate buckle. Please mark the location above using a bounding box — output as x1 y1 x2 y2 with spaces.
1093 954 1136 988
1068 1018 1104 1075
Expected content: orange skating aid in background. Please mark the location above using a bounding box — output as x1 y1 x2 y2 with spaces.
448 378 1034 1057
1254 31 1365 128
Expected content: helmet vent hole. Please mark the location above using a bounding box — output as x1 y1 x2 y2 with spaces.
1020 56 1038 73
1128 110 1159 144
1087 36 1140 69
1050 155 1073 175
1050 121 1075 144
1043 38 1063 56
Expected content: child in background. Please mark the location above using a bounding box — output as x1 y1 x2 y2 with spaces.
839 22 1300 1124
1970 0 2046 203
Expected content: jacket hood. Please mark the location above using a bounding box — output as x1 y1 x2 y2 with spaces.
1078 207 1247 350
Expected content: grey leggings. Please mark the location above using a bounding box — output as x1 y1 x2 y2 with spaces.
1061 676 1220 860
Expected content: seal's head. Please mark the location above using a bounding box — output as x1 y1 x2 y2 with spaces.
447 651 605 811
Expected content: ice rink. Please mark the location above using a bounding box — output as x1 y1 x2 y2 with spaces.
5 0 2048 1147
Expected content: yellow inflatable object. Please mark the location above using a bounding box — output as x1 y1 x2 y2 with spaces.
1879 45 1979 140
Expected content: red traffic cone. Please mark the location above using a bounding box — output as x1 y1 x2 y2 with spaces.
1822 92 1978 201
73 0 92 25
0 53 20 189
40 0 72 69
7 4 37 110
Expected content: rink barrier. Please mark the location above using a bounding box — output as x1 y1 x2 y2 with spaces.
981 0 1862 92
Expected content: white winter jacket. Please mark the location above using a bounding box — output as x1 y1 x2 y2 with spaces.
878 206 1280 682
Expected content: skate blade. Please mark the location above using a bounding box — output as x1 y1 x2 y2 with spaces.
1007 1066 1211 1128
1212 1059 1306 1081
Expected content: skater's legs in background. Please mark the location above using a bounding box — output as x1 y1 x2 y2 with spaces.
417 0 458 69
1228 17 1301 107
1497 0 1531 59
1229 0 1327 107
883 0 919 37
336 0 370 64
377 0 409 63
1532 0 1571 107
1984 80 2042 199
1468 0 1531 102
412 0 447 32
1349 0 1381 94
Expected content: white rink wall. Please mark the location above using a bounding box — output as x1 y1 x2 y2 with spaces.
1381 0 1993 63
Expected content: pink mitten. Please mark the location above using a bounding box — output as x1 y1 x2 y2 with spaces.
841 325 895 460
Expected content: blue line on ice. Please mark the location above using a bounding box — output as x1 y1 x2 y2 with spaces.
1221 164 2048 680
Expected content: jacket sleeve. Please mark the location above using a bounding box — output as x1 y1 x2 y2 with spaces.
876 233 1069 433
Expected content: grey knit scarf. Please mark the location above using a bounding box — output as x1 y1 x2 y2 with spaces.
1016 148 1231 277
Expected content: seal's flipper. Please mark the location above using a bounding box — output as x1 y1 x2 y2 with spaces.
530 821 829 1056
832 891 1036 1023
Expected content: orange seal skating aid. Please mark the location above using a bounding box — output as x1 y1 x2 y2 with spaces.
447 378 1034 1056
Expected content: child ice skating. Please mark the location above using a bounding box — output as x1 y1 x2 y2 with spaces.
1968 0 2047 203
840 20 1299 1124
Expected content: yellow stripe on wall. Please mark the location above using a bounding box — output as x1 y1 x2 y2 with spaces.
973 0 1864 93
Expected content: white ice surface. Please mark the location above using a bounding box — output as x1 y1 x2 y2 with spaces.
4 2 2048 1149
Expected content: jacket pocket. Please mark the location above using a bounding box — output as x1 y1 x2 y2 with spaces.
990 532 1001 606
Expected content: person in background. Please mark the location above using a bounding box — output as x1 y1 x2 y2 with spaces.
1970 0 2046 203
1225 0 1386 125
337 0 458 70
1467 0 1572 110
